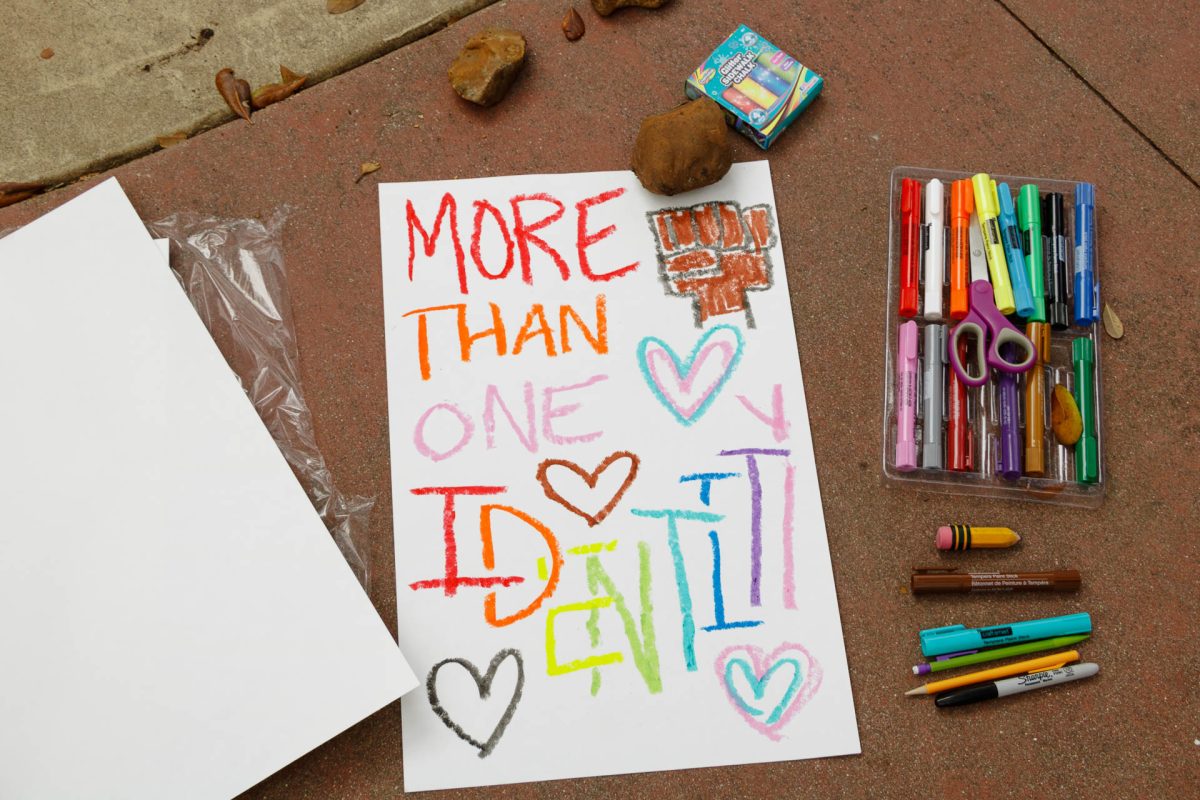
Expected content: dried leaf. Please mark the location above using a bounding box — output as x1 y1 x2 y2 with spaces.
279 64 305 84
0 181 47 209
1051 384 1083 446
40 48 54 59
215 68 252 122
251 66 307 110
235 78 253 112
562 7 585 41
156 131 188 148
327 0 366 13
355 161 381 183
1102 303 1124 339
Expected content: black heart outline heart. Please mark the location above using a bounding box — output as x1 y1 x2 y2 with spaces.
427 648 524 758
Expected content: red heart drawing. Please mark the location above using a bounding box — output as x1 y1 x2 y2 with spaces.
535 451 640 527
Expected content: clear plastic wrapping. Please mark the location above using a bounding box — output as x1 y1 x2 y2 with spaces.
147 211 374 585
881 167 1106 507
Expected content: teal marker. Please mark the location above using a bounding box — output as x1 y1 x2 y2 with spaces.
1017 185 1046 322
919 612 1092 657
998 183 1036 318
1073 337 1100 483
912 634 1091 675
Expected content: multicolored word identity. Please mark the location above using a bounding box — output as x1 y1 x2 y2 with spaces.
380 164 859 792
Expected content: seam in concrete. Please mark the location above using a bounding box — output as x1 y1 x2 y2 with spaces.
25 1 495 193
994 0 1200 192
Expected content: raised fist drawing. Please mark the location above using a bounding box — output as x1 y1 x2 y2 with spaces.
647 201 777 327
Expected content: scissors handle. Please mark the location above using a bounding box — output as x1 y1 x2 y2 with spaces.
948 283 1037 387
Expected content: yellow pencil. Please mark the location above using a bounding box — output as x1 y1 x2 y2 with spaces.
905 650 1079 696
936 525 1021 550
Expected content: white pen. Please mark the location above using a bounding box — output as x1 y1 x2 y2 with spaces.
935 663 1100 707
922 178 945 321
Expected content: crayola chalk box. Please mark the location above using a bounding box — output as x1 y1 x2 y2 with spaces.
685 25 823 150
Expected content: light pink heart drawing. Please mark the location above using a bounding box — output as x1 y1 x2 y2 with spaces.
636 324 745 426
715 642 823 741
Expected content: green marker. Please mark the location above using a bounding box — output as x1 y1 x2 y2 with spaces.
1074 337 1100 483
912 634 1091 675
1017 184 1046 322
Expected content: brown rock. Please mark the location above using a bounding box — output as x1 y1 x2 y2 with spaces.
448 29 526 108
562 7 585 41
591 0 671 16
631 99 732 196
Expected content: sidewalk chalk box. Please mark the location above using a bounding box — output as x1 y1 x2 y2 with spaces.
881 167 1107 508
684 24 823 150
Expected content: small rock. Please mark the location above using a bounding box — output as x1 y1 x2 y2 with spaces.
591 0 671 15
448 29 526 108
631 98 731 196
562 7 585 41
40 48 54 60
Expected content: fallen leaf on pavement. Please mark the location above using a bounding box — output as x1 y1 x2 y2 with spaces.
215 68 252 122
562 7 585 41
1050 384 1082 446
1102 303 1123 339
356 162 381 183
252 65 307 109
327 0 366 13
0 181 47 208
156 131 188 148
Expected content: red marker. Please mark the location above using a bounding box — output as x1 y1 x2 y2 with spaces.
898 177 921 317
948 179 973 320
946 335 974 471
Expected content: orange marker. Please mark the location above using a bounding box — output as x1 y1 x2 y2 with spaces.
1024 322 1050 475
949 179 973 320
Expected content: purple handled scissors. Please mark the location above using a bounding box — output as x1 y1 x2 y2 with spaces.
947 273 1036 387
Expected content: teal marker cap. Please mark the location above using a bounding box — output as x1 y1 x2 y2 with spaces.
1073 337 1100 483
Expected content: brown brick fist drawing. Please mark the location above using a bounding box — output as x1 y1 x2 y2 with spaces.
647 201 777 327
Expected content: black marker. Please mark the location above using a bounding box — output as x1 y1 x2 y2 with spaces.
1042 192 1070 330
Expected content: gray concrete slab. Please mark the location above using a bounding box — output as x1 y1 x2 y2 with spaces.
0 0 499 185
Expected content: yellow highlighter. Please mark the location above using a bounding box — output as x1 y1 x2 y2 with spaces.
970 172 1016 314
905 650 1080 696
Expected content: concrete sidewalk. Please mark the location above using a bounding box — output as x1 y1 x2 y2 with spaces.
0 0 497 185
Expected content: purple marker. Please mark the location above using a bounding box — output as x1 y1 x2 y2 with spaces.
996 343 1022 480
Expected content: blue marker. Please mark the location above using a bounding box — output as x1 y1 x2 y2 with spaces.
997 183 1036 318
919 612 1092 657
1074 182 1098 325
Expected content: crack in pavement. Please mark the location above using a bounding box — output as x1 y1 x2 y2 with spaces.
995 0 1200 192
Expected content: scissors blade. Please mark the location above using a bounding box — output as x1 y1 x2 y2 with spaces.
967 212 989 283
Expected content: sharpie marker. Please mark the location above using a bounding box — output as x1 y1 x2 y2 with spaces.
934 663 1099 708
919 612 1092 658
895 320 919 471
921 324 946 469
971 173 1015 314
1018 185 1046 322
948 179 973 320
998 183 1036 318
899 178 922 318
923 179 945 321
1073 182 1098 325
1043 192 1071 329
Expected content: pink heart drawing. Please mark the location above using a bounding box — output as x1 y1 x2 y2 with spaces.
714 642 823 741
636 324 744 426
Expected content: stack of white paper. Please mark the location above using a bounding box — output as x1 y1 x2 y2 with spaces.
0 179 416 799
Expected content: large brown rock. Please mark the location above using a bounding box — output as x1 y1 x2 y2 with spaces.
448 29 526 107
591 0 672 16
631 99 732 196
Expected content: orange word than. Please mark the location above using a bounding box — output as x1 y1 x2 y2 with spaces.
403 294 608 381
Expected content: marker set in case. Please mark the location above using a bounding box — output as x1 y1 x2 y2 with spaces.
881 167 1106 507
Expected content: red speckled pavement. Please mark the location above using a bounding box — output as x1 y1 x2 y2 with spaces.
2 1 1197 798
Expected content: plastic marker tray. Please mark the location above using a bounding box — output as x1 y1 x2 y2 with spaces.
880 166 1106 507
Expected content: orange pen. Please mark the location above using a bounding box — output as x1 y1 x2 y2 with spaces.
1024 322 1050 475
949 179 973 320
